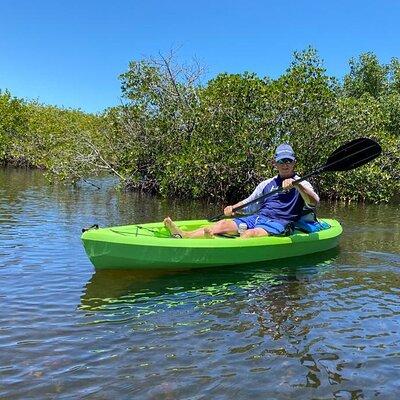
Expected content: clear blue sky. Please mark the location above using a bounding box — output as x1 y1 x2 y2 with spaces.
1 0 399 113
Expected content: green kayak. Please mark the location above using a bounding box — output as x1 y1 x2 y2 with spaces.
81 218 342 270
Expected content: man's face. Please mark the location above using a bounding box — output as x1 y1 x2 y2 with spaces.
273 158 296 178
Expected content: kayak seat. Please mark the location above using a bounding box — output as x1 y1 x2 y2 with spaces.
294 208 331 233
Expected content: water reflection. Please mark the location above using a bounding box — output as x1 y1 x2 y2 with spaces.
0 167 223 231
80 249 340 312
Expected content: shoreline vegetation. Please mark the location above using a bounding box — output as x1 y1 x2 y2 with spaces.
1 48 399 203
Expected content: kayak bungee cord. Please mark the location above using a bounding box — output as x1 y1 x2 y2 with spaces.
134 226 170 238
82 224 171 238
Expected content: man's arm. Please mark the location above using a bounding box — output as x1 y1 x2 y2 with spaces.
282 178 320 206
223 178 274 216
293 182 320 206
223 201 244 216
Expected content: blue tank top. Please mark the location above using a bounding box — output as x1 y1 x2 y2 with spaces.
258 175 305 225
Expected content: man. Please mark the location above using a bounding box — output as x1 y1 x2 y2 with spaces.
164 143 320 238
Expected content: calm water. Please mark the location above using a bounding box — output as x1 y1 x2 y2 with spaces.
1 167 399 399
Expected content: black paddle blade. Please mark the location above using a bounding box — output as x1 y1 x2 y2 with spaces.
323 138 382 172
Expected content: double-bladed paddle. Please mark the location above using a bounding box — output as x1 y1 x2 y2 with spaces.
208 137 382 222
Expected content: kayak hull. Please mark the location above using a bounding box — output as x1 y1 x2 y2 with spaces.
81 219 342 270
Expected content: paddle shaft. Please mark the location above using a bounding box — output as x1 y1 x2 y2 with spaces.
236 167 324 211
209 166 325 222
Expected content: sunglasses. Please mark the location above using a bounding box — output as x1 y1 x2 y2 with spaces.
276 158 294 165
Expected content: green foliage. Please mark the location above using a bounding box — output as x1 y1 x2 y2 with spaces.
343 52 400 98
2 48 399 204
0 90 28 163
117 48 398 203
0 91 103 180
379 92 400 137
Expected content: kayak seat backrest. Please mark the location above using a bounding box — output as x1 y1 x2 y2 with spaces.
294 218 331 233
294 207 331 233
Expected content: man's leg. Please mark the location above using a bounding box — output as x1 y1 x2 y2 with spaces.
240 217 285 238
209 219 238 236
164 217 238 238
241 228 269 238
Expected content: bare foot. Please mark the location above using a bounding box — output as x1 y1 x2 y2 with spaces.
164 217 186 238
204 227 215 239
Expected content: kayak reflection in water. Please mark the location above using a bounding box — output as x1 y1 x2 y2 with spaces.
164 144 320 239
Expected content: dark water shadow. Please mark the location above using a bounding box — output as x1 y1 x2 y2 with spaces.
80 248 340 311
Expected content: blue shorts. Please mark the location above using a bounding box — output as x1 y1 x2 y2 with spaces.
233 215 286 235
